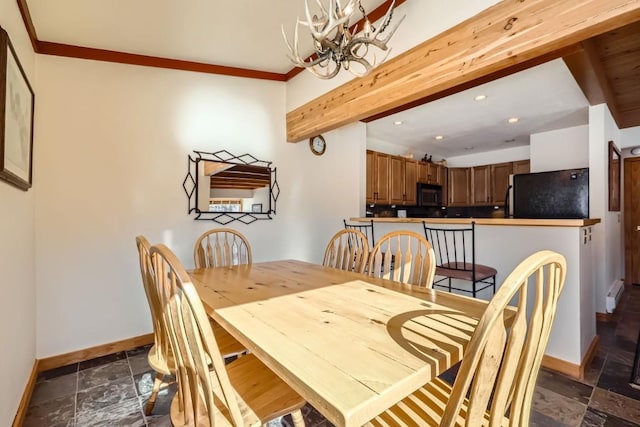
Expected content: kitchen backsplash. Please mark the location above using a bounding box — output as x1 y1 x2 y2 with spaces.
366 205 505 218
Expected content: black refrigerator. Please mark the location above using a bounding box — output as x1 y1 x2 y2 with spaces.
512 168 589 219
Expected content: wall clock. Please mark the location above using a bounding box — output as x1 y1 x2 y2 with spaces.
309 135 326 156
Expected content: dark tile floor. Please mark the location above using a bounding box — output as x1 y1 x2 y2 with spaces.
24 285 640 426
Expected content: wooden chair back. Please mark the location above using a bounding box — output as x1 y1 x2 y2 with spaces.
441 250 567 426
135 236 171 369
368 230 436 287
323 229 370 273
193 228 252 268
151 243 244 426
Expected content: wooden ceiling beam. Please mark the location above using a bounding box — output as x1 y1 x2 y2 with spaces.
286 0 640 142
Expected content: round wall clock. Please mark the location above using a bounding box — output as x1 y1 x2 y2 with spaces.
309 135 326 156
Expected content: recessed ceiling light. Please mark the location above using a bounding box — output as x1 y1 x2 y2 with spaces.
474 95 487 101
508 117 520 124
434 135 444 140
393 120 404 126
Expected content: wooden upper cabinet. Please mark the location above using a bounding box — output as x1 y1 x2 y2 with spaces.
368 150 530 208
513 159 530 175
448 168 471 206
404 160 418 205
389 156 405 204
441 159 529 207
472 165 491 205
491 162 513 205
366 150 419 206
390 156 418 205
366 150 375 203
366 150 390 205
418 162 445 186
429 163 447 185
418 162 427 183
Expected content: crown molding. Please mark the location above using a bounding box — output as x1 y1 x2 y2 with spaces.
17 0 407 82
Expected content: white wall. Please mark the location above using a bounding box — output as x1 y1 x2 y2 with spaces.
446 145 530 168
367 137 416 157
620 126 640 149
530 125 589 172
286 0 501 112
34 55 365 358
588 104 622 314
0 1 37 424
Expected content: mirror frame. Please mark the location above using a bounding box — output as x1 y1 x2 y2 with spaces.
608 140 621 212
183 150 279 224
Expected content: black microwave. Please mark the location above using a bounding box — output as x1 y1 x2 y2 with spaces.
417 183 442 207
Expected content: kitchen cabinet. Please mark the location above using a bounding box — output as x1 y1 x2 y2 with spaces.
366 150 417 205
389 156 405 204
448 167 471 206
404 159 418 205
390 156 417 205
366 150 375 202
491 162 513 205
366 150 390 204
472 165 491 205
447 160 529 207
418 162 446 186
418 162 428 183
513 159 530 175
434 163 446 186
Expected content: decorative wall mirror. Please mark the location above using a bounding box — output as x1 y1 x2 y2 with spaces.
183 150 279 224
608 140 621 212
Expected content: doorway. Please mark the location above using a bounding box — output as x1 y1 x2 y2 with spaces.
624 157 640 285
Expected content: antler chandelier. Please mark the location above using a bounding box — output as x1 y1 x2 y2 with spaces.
282 0 404 79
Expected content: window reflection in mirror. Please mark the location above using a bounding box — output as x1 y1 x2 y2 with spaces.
198 161 271 213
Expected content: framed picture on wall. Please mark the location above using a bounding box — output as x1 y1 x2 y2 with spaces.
609 140 621 212
0 26 35 191
251 203 262 213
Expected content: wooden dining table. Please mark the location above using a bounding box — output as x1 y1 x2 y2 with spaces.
189 260 495 427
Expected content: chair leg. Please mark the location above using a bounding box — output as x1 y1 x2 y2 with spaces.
492 276 496 295
144 372 164 415
448 277 452 293
472 281 477 298
291 409 306 427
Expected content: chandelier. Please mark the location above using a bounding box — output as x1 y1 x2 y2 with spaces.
282 0 404 79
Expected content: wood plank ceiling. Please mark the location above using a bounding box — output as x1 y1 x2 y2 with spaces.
564 21 640 130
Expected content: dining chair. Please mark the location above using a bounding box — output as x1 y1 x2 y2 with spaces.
149 243 306 427
135 236 246 415
323 229 370 274
193 228 252 268
423 221 497 298
344 219 375 250
135 235 174 415
368 230 436 287
366 250 567 427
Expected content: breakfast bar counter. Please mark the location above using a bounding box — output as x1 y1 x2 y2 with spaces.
350 217 601 227
350 216 601 379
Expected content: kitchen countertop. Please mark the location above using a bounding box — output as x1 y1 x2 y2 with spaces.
350 217 601 227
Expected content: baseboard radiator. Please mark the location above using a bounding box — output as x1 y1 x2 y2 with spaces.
606 279 624 313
